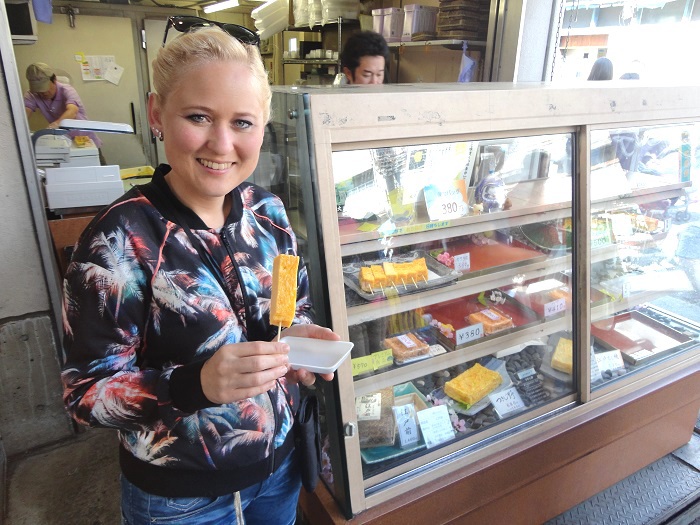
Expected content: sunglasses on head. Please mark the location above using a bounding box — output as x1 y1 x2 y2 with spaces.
163 16 260 48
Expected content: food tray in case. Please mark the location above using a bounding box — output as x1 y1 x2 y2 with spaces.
591 310 694 365
429 234 546 280
343 249 461 302
425 290 542 351
360 382 431 465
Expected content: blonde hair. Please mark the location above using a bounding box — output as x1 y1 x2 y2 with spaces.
152 26 271 123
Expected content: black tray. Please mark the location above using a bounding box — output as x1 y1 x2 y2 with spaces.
343 250 461 302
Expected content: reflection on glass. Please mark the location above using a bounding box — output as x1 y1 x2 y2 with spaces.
337 133 577 480
590 122 700 390
333 134 571 236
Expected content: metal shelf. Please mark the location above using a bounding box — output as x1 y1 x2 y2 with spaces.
388 39 487 50
283 59 338 65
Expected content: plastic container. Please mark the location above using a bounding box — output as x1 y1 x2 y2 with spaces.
371 8 384 35
402 5 438 42
381 7 404 42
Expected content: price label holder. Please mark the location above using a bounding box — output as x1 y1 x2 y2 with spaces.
456 323 484 346
590 346 603 383
372 349 394 370
392 404 420 448
454 252 471 272
544 298 567 317
594 349 626 373
416 405 455 449
424 183 468 221
356 393 382 421
489 386 526 418
352 355 374 377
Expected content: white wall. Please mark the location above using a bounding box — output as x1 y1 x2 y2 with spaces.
12 15 149 168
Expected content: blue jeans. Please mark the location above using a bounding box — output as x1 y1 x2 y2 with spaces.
121 451 301 524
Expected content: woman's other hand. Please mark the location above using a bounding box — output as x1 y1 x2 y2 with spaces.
281 324 340 385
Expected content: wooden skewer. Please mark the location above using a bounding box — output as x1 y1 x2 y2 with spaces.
277 325 281 342
401 279 408 290
412 277 418 287
380 284 386 295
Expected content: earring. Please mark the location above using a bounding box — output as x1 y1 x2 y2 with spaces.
152 128 163 142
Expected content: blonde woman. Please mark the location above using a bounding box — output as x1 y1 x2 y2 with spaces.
61 19 338 524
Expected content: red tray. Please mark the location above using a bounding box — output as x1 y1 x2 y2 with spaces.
431 237 546 278
424 291 541 350
591 310 692 364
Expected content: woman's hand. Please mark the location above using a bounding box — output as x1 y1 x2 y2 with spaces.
281 324 341 386
200 340 290 404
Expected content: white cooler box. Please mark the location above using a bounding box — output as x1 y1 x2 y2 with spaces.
44 165 124 209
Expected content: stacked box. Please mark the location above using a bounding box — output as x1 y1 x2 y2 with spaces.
402 4 439 42
437 0 489 41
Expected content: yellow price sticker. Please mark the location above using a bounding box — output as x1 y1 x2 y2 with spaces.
351 355 374 377
372 349 394 370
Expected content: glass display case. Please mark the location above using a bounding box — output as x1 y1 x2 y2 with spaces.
256 83 700 520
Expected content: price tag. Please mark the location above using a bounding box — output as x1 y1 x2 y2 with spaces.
488 386 526 418
544 298 567 317
590 346 603 383
355 393 382 421
454 252 471 272
351 355 373 377
456 323 484 345
392 404 420 447
372 349 394 370
621 280 631 299
424 184 468 221
416 405 455 448
594 349 626 372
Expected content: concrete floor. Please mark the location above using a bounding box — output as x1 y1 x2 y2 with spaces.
5 429 120 525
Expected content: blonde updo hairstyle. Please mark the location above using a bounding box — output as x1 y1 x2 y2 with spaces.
151 26 271 123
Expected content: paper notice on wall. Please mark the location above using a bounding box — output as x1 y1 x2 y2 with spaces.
103 64 125 85
80 55 116 81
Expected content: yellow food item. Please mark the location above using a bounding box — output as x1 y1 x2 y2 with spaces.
549 287 572 307
383 262 398 284
413 258 429 281
270 254 299 328
551 337 573 374
467 309 514 334
444 363 502 406
73 135 91 147
370 265 388 288
359 267 376 292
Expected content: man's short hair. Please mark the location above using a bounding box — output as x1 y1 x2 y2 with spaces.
340 31 390 72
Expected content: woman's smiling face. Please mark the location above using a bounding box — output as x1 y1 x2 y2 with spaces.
149 59 265 210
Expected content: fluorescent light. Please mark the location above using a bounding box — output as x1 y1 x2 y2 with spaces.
203 0 239 13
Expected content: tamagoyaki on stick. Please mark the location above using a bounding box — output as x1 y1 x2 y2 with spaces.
270 254 300 340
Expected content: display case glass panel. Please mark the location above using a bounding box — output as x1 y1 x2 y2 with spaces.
330 133 577 481
589 122 700 391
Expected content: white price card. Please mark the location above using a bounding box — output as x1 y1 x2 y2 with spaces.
488 386 526 418
456 323 484 345
621 280 632 299
392 404 420 448
424 184 468 221
453 252 471 272
355 393 382 421
590 346 603 383
416 405 455 449
544 298 567 317
594 349 626 372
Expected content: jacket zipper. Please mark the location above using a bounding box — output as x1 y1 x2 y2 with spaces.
220 229 278 477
